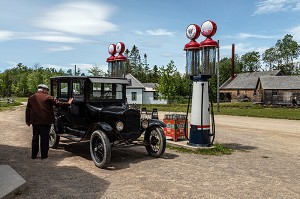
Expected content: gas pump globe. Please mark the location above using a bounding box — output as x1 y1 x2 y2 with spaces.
184 24 201 77
114 42 126 78
199 20 218 77
184 20 218 147
106 44 116 77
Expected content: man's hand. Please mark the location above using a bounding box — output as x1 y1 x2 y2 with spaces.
68 98 74 104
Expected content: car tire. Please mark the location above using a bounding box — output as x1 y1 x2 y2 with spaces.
144 127 166 157
49 124 60 149
90 130 111 169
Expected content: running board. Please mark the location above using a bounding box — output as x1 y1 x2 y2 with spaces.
59 134 83 142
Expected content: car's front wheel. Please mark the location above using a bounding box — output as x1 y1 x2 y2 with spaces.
144 127 166 157
90 130 111 168
49 124 60 149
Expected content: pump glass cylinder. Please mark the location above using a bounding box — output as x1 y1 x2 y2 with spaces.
201 47 216 76
108 62 116 77
115 61 125 78
186 50 200 76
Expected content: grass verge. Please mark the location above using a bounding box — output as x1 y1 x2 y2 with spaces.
144 102 300 120
167 143 232 155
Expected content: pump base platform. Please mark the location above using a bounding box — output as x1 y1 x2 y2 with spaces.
166 137 214 151
0 165 26 199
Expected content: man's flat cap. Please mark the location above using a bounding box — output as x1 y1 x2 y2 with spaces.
37 84 49 90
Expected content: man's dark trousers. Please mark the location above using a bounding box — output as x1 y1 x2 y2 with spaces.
32 125 51 159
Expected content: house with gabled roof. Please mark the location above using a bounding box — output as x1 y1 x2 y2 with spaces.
125 73 167 105
256 76 300 105
219 70 283 102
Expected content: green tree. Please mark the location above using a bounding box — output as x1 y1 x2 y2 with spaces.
156 60 177 103
262 47 277 70
149 65 159 83
240 51 261 72
88 66 106 76
263 34 300 74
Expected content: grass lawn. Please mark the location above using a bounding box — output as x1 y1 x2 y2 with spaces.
144 102 300 120
1 98 299 120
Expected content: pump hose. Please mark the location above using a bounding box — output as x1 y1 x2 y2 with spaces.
184 83 193 140
208 82 216 146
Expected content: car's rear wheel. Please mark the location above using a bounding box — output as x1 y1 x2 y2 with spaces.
49 124 60 149
144 127 166 157
90 130 111 168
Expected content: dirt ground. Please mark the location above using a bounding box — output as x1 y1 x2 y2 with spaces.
0 105 299 199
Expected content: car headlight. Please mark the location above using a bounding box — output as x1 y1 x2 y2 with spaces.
141 119 149 129
116 121 124 131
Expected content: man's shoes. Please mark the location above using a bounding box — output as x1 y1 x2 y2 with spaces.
31 156 37 159
41 156 48 159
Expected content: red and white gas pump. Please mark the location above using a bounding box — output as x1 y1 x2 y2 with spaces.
106 42 127 78
115 42 126 78
106 44 116 77
184 20 219 146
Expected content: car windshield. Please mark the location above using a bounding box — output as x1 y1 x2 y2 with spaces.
90 83 123 100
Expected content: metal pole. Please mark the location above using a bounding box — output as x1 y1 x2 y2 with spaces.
74 65 77 76
217 40 220 112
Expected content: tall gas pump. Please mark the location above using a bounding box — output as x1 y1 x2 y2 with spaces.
106 42 126 78
114 42 126 78
184 20 219 147
106 44 116 77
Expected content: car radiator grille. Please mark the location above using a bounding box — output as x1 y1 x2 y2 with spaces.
123 114 140 133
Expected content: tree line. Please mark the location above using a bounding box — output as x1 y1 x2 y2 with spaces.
0 34 299 101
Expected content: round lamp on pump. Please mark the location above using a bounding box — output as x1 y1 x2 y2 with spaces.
106 44 116 77
199 20 219 77
184 24 201 78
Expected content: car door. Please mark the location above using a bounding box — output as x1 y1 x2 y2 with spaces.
69 78 86 129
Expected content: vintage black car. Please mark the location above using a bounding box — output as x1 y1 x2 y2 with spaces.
49 76 166 168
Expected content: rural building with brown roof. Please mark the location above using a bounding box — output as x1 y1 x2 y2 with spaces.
219 70 283 102
256 76 300 105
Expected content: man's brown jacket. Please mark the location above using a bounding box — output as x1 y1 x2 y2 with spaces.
26 92 69 125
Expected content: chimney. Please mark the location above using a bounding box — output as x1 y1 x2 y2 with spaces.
231 44 235 80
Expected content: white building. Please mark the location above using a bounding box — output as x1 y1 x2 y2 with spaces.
125 74 167 105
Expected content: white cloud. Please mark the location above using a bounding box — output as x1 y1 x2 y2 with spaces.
33 1 118 36
0 30 92 43
236 33 278 39
0 30 15 41
29 32 90 43
47 45 74 52
222 43 268 56
146 29 175 36
133 30 144 35
253 0 300 15
289 26 300 42
223 32 279 40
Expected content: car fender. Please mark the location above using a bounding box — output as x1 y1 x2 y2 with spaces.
97 122 113 132
148 119 166 128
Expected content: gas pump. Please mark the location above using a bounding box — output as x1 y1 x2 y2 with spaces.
114 42 126 78
107 44 116 77
184 20 219 147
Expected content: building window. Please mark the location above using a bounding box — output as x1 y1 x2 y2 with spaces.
237 90 240 96
254 90 256 96
132 92 137 101
153 92 158 100
272 90 278 96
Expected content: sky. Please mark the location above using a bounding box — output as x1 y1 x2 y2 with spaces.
1 0 300 75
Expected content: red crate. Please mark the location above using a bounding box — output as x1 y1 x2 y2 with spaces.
163 119 188 142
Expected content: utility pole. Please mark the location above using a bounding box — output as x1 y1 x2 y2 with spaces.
217 40 220 112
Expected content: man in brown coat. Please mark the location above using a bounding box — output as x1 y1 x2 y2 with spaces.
26 84 73 159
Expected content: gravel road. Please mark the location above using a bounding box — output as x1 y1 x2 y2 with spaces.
0 105 299 199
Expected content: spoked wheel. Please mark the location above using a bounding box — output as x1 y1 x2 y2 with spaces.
49 124 60 149
90 130 111 169
144 127 166 157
